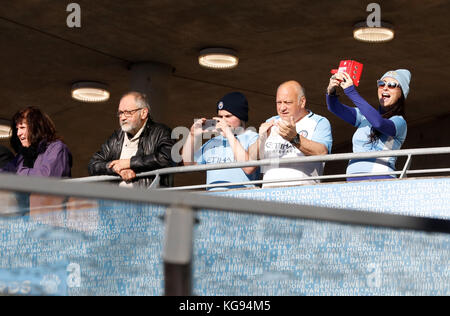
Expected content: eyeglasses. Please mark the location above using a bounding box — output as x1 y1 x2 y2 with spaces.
117 108 142 118
377 80 401 89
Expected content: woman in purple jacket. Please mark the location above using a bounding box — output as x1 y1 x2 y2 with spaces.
1 106 72 178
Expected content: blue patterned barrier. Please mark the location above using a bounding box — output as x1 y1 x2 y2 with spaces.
0 178 448 295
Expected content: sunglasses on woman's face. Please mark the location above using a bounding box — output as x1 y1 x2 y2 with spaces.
377 80 401 89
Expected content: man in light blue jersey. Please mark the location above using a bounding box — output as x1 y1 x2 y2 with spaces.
251 80 333 187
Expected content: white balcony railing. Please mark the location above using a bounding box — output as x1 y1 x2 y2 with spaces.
67 146 450 190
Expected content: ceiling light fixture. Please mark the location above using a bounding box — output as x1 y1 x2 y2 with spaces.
0 119 11 140
198 48 239 70
353 22 394 43
71 81 110 103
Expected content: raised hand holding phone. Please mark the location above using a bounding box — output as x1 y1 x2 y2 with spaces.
330 60 363 86
202 119 217 132
339 72 354 89
213 117 234 138
190 118 206 136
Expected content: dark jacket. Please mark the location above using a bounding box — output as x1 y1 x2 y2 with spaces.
0 145 14 169
88 119 175 187
1 141 72 178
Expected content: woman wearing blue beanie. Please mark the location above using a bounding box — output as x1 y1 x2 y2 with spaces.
326 69 411 181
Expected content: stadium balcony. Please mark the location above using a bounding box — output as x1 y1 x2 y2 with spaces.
0 147 449 296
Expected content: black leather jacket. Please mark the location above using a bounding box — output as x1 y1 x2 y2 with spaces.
88 119 175 187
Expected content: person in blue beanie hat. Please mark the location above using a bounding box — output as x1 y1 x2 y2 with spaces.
326 69 411 181
181 92 259 190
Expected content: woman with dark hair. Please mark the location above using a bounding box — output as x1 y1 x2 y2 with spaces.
1 106 72 178
326 69 411 181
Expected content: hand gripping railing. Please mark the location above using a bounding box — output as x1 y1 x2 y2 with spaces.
67 147 450 190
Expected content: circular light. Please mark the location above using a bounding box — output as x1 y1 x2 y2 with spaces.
71 82 110 103
198 48 239 70
0 119 11 140
353 22 394 43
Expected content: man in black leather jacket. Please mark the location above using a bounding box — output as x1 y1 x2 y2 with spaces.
88 92 175 188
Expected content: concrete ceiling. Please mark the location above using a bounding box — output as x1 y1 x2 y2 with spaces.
0 0 449 181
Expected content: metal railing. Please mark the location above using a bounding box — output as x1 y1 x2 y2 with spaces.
67 146 450 190
3 148 450 296
0 173 450 295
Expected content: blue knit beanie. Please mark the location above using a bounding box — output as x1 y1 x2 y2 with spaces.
380 69 412 98
216 92 249 122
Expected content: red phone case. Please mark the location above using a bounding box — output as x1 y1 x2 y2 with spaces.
331 60 363 86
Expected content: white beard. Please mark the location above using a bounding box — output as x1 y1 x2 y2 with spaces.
120 122 134 133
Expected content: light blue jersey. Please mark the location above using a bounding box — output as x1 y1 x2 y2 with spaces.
265 112 333 153
262 112 332 187
195 130 259 190
347 108 407 175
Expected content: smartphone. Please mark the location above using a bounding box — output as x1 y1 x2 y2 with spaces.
330 60 364 86
202 119 217 131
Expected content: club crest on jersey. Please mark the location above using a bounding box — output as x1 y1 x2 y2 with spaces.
299 130 308 138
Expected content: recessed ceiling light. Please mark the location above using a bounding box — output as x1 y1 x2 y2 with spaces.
198 48 239 70
71 82 110 103
353 22 394 43
0 119 11 139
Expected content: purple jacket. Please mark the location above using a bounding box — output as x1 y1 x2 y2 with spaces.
1 140 72 178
